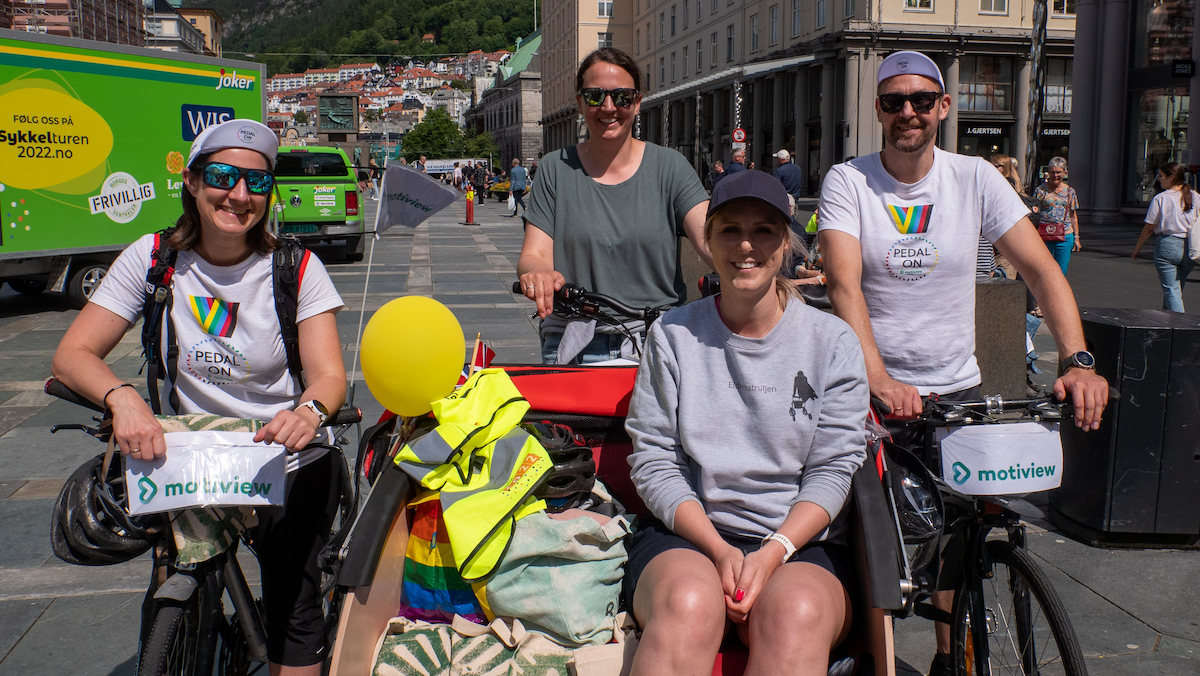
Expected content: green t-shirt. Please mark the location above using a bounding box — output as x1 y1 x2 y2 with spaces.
525 143 709 309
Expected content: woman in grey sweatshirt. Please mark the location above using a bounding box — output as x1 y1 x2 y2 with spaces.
623 171 868 676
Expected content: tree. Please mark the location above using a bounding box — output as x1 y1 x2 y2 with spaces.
294 110 309 125
455 128 497 161
401 108 461 159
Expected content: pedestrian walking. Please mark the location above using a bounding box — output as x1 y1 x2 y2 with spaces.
473 162 487 204
773 149 803 203
529 159 539 181
508 158 528 217
705 160 724 191
1132 162 1198 312
453 162 463 189
1032 157 1080 275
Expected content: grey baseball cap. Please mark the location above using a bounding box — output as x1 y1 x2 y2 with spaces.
877 51 946 92
707 170 792 224
186 119 279 169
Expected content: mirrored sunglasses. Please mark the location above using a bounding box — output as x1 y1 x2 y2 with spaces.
197 162 274 195
578 87 640 108
878 91 942 115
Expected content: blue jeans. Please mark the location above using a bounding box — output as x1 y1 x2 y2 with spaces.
1154 234 1195 312
541 332 626 364
1044 233 1075 275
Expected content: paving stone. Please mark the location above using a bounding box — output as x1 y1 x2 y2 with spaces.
0 425 102 479
0 598 50 660
0 593 140 676
0 498 63 568
8 478 64 500
0 480 23 499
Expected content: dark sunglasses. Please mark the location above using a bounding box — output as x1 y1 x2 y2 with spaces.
196 162 275 195
878 91 943 115
578 87 640 108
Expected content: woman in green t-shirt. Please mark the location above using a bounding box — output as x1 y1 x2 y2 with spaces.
518 48 712 364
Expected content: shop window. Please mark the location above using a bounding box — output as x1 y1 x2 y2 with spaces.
980 0 1008 14
1125 88 1189 204
1044 58 1072 113
1132 0 1194 67
751 14 760 52
958 55 1013 112
906 0 933 9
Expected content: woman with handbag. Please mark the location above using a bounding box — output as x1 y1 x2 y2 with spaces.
623 171 867 676
1132 162 1198 312
1032 156 1080 275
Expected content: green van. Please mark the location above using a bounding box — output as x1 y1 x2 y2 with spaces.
274 147 365 261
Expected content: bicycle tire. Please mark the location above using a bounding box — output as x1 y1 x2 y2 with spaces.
137 574 222 676
950 540 1088 676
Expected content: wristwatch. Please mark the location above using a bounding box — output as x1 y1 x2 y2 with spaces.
1059 351 1096 373
761 532 797 565
296 399 329 426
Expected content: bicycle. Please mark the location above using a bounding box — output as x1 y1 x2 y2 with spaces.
882 394 1089 676
44 377 362 676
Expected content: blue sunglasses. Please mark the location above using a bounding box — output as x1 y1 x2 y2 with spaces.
196 162 275 195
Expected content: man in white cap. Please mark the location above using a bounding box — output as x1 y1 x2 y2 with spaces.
817 51 1109 673
772 148 803 202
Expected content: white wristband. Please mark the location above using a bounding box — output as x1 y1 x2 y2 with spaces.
762 532 797 565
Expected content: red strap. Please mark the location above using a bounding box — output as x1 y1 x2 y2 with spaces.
297 249 311 290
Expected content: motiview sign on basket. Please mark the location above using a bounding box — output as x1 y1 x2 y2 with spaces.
935 422 1064 495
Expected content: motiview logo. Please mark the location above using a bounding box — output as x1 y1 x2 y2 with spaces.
951 461 1057 485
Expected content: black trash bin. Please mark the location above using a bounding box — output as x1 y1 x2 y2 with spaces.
1049 308 1200 544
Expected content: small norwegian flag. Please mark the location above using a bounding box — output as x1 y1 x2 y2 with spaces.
457 333 496 385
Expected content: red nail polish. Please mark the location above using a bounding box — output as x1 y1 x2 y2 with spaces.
735 589 745 602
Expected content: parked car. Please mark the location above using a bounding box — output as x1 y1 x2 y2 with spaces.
274 147 365 262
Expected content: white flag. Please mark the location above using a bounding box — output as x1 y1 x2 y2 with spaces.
374 163 460 233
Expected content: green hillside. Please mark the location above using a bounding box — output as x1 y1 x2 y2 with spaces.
186 0 535 75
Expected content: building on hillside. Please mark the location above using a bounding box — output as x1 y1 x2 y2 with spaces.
400 67 445 90
626 0 1076 193
463 49 513 79
465 31 544 166
541 0 634 152
423 33 436 44
144 0 206 54
1069 0 1195 223
339 62 381 81
268 73 307 92
431 85 471 125
304 68 340 86
7 0 145 45
176 7 223 56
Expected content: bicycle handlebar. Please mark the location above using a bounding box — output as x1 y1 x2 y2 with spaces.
511 281 668 322
43 378 363 426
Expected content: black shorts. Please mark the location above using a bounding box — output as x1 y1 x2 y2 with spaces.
250 450 340 666
622 516 856 611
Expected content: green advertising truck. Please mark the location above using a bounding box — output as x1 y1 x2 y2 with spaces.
0 29 264 306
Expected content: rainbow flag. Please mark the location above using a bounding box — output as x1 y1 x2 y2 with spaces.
888 204 934 235
188 296 239 338
399 498 487 625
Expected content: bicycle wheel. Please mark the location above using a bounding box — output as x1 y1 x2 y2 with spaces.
137 573 222 676
950 540 1088 676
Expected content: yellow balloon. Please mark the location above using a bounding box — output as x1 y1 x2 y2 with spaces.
361 296 465 416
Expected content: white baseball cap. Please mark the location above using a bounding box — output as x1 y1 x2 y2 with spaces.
877 51 945 92
187 119 279 169
773 149 791 160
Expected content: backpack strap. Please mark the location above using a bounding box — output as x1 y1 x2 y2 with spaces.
273 235 308 393
141 230 180 415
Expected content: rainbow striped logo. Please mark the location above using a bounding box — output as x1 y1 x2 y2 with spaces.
888 204 934 234
189 296 240 337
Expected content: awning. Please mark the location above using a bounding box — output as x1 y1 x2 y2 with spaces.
641 54 816 105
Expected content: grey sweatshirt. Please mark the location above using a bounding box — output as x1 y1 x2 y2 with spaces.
625 296 869 541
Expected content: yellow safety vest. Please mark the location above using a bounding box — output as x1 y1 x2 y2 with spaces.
394 369 551 582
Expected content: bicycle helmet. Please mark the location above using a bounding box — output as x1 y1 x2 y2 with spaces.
51 453 162 566
524 422 596 504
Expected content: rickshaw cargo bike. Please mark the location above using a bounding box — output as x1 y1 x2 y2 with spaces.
325 285 985 676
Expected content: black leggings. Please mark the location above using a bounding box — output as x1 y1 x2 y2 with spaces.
250 451 340 666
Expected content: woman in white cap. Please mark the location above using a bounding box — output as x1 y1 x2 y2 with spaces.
624 170 867 675
52 119 345 675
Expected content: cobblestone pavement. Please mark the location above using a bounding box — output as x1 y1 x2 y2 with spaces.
0 195 1196 675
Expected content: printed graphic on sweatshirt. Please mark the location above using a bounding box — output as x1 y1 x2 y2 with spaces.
885 236 940 282
790 370 817 421
185 336 249 386
887 204 933 235
189 295 239 337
